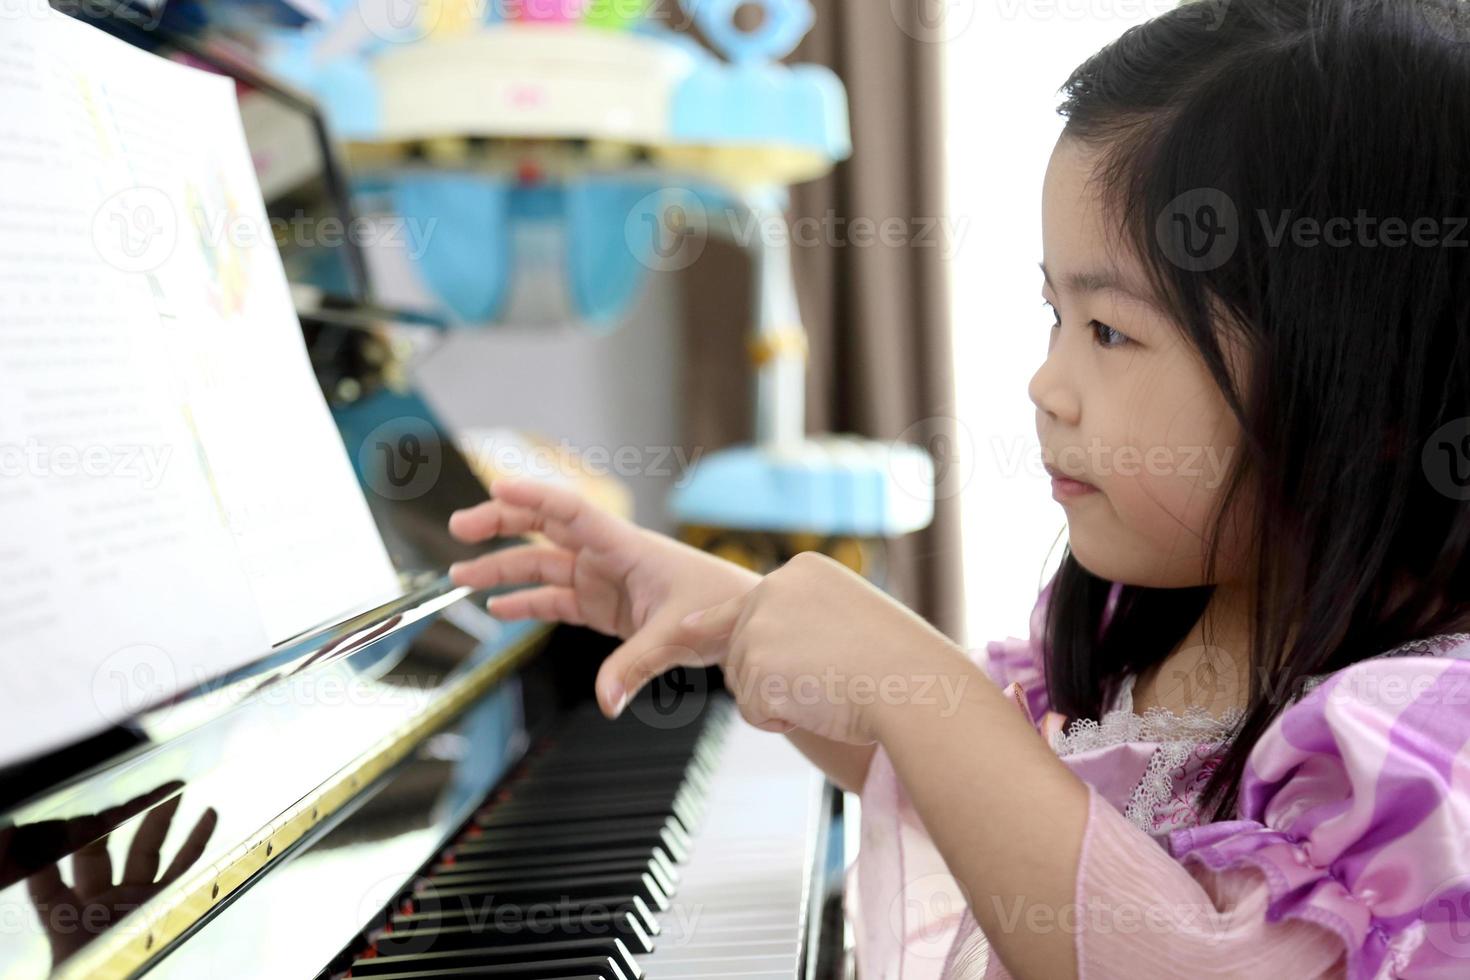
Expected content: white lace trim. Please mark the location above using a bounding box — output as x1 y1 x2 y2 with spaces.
1048 673 1243 758
1047 631 1470 837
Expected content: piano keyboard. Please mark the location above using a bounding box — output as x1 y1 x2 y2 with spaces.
330 693 826 980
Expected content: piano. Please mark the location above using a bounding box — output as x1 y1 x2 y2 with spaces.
0 579 845 979
0 7 850 979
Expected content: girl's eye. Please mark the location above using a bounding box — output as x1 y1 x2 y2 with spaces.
1091 320 1131 349
1043 301 1132 349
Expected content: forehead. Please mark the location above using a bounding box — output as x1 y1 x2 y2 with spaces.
1041 136 1143 288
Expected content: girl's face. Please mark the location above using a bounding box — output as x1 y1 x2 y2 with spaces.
1032 136 1249 588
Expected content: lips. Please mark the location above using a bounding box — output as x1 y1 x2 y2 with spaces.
1043 462 1095 487
1044 462 1100 502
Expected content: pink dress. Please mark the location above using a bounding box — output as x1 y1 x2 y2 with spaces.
846 580 1470 979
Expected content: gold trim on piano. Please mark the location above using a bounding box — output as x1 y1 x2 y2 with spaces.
55 622 555 980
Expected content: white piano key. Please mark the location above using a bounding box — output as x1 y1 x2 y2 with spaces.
639 718 825 979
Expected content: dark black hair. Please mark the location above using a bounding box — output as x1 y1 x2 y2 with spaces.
1047 0 1470 820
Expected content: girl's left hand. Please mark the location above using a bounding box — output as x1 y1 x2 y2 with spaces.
664 551 969 744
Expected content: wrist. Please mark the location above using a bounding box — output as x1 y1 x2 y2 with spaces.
866 635 976 744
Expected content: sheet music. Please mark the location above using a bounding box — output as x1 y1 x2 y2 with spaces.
0 11 401 767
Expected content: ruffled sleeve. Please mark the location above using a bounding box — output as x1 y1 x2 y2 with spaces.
847 580 1063 980
973 579 1059 727
1070 652 1470 980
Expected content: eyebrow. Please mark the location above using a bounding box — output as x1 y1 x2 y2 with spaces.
1038 262 1153 305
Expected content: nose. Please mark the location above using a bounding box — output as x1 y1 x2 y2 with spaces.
1028 345 1081 427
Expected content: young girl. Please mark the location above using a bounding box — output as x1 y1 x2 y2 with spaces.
446 0 1470 975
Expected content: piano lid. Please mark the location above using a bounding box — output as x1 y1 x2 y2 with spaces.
0 578 554 980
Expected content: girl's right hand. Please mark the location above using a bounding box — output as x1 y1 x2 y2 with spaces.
448 477 762 716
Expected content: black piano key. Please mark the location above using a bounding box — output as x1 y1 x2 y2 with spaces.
426 856 674 895
349 938 641 980
416 872 668 914
467 814 673 839
430 845 677 882
474 800 696 836
375 912 654 958
403 893 661 938
341 957 626 980
448 824 689 863
327 700 734 980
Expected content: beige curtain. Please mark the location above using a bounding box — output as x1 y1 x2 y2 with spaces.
676 1 966 641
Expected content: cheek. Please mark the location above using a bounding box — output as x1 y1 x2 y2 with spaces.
1089 365 1244 576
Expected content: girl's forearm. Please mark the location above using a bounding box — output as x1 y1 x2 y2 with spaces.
872 647 1091 980
783 731 876 793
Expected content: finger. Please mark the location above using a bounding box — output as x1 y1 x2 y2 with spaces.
678 591 748 644
75 781 184 852
122 793 181 885
26 863 77 910
447 499 554 543
485 586 586 625
752 718 797 734
484 478 632 552
595 631 721 719
449 544 575 591
71 838 112 898
159 808 217 887
733 689 783 733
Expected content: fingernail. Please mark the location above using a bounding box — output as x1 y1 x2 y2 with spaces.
603 681 625 718
681 609 704 628
449 561 465 578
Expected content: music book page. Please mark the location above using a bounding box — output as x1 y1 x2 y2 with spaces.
0 9 402 767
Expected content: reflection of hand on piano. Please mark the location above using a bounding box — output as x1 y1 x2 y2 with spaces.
448 476 762 717
15 784 217 963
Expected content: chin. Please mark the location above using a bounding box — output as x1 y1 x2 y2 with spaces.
1065 532 1210 589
